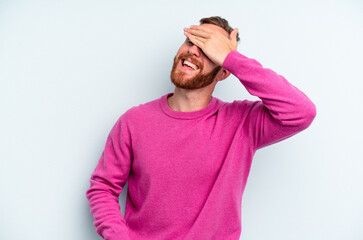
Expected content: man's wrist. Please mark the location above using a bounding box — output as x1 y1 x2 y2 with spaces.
222 50 239 70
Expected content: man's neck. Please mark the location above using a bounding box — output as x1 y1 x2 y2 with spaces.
167 87 215 112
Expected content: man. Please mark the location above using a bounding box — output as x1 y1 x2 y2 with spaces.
86 16 316 240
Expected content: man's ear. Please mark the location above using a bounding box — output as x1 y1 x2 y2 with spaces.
215 68 231 82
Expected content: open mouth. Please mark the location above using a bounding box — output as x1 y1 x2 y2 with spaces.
181 58 199 71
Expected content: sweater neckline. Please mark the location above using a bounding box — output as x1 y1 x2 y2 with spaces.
160 93 220 120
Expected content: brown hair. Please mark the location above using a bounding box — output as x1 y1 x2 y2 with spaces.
199 16 240 43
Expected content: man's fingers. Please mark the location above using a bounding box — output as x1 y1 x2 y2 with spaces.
191 37 205 48
190 25 213 33
230 28 239 42
184 31 206 46
184 27 210 39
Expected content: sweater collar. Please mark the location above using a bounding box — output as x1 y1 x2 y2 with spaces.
160 93 220 119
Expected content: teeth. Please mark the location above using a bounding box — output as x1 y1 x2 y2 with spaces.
183 59 198 70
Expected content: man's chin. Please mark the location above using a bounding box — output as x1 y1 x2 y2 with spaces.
171 78 214 90
170 65 220 90
171 80 195 90
170 73 194 89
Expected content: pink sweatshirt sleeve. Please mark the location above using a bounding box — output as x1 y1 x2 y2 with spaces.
222 50 317 150
86 115 132 240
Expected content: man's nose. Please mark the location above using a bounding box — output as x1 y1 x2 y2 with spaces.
188 44 201 57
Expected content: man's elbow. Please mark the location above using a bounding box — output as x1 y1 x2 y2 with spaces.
299 101 317 130
278 101 317 130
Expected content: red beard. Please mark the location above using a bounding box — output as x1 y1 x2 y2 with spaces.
170 53 221 89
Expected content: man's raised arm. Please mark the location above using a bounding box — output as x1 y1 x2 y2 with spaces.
184 24 316 149
222 50 316 149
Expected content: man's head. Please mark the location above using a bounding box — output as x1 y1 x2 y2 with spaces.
199 16 240 43
170 16 239 90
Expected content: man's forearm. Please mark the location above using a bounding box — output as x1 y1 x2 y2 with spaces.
222 50 316 128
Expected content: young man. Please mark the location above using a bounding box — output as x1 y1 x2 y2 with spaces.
86 16 316 240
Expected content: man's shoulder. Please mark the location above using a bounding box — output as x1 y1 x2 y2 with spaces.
219 98 261 113
121 95 163 122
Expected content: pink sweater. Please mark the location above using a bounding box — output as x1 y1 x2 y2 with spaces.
86 50 316 240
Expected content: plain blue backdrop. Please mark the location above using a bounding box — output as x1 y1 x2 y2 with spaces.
0 0 362 239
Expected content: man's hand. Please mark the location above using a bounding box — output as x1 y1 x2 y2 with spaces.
183 25 239 66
